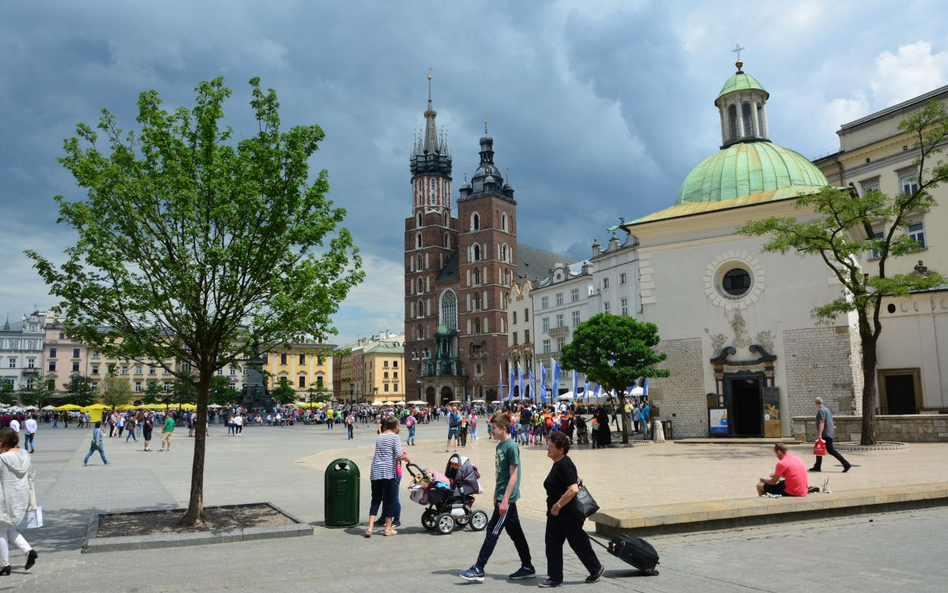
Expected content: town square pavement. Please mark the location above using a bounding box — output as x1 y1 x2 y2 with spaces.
14 419 948 592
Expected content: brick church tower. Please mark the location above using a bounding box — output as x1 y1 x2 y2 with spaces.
404 78 517 405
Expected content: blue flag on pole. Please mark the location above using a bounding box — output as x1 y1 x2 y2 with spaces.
642 377 649 395
518 362 524 400
508 366 515 401
573 370 578 399
552 360 561 402
499 364 504 403
584 381 590 401
540 363 547 403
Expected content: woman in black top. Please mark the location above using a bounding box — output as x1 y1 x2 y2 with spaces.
540 431 604 588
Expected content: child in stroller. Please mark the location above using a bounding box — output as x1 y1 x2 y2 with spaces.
407 453 489 534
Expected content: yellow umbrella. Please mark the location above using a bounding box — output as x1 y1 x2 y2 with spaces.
53 404 83 411
82 403 110 411
179 403 197 411
118 404 138 411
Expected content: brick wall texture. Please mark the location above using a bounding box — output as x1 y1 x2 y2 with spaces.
648 338 707 438
782 326 860 419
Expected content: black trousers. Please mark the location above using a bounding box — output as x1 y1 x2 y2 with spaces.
475 502 532 570
545 510 602 583
814 436 850 469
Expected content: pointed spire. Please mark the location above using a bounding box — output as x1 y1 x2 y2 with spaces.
423 69 440 154
2 315 9 331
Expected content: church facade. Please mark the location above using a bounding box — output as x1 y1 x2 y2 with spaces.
619 60 864 438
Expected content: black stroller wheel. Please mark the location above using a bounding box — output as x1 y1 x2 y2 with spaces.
469 510 488 531
436 513 455 535
421 509 437 531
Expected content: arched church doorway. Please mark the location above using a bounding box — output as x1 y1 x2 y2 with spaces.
441 386 454 402
426 386 436 406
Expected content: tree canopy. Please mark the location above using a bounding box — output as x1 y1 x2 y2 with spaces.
739 101 948 445
560 313 669 444
28 77 363 524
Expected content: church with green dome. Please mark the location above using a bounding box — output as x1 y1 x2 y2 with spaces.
607 59 862 439
632 58 830 224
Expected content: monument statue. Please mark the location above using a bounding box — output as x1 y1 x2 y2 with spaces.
241 340 275 412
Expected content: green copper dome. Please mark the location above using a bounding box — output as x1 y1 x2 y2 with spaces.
716 72 768 101
676 141 828 205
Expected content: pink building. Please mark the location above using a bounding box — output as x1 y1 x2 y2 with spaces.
44 324 90 395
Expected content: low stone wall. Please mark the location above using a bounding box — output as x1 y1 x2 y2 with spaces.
792 414 948 442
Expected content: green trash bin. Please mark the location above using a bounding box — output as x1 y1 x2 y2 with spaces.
325 458 360 527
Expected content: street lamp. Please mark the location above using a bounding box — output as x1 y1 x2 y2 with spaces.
349 381 354 409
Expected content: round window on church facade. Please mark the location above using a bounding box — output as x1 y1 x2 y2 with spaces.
722 268 751 297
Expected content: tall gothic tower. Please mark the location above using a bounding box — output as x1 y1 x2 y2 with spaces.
404 75 459 403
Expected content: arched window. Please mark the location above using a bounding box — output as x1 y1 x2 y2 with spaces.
416 254 423 270
501 244 508 262
417 299 424 318
416 232 422 249
444 232 450 248
443 212 449 226
439 290 458 330
474 319 481 334
472 212 480 231
502 213 508 231
417 212 423 227
472 293 481 311
756 102 765 136
417 277 424 293
473 268 480 285
473 244 480 262
728 104 738 141
742 101 754 137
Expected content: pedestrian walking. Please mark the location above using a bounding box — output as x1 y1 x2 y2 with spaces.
346 413 355 440
405 413 415 445
125 415 138 443
458 412 535 583
83 422 109 466
23 415 37 454
810 398 851 473
539 431 604 587
0 428 39 574
142 414 154 451
364 417 409 537
159 414 175 451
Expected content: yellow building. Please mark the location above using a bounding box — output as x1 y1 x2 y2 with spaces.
362 339 405 405
262 343 334 400
86 348 178 397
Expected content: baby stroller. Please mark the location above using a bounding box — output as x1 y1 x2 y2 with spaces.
407 453 488 534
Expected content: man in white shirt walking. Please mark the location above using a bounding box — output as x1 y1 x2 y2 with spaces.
24 414 38 453
9 418 20 433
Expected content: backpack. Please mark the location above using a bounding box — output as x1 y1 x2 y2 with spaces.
406 415 415 428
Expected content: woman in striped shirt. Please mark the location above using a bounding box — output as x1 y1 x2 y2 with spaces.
365 416 409 537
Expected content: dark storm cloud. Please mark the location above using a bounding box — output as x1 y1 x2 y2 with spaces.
1 0 946 342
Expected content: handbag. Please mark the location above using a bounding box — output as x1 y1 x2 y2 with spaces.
572 479 600 518
22 470 42 529
813 439 826 456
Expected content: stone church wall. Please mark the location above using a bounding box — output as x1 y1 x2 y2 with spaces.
648 337 707 438
782 326 859 419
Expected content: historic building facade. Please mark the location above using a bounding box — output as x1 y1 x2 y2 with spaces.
0 311 47 394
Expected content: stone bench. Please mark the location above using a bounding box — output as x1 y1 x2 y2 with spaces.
591 482 948 537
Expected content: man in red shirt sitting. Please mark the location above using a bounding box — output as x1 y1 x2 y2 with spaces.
757 442 808 497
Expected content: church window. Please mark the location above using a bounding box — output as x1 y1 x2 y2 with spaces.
417 254 423 270
416 233 423 249
440 290 458 330
417 212 423 227
472 293 481 311
501 244 508 262
472 213 480 231
722 268 752 297
473 244 480 262
417 299 424 317
502 213 508 231
417 277 424 293
444 212 449 226
741 102 754 137
473 268 480 285
474 319 481 334
756 102 764 136
444 232 450 248
728 104 738 141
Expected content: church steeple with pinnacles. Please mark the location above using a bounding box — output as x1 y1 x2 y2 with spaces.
410 72 452 214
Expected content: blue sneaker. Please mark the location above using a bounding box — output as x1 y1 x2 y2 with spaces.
510 566 536 580
459 566 485 583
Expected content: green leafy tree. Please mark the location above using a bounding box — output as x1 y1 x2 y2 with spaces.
271 377 297 405
739 102 948 445
560 314 670 444
19 377 55 408
27 77 363 524
98 374 132 409
142 380 166 405
0 379 13 403
64 375 97 407
209 375 240 407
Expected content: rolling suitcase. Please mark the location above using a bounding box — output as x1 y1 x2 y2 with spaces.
592 534 659 575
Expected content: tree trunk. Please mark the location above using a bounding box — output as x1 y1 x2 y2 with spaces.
180 372 211 526
617 394 630 444
857 311 878 446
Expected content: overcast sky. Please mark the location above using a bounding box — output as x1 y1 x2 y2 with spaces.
2 0 947 345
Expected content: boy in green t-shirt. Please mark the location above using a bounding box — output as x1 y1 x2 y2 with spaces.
159 414 176 451
458 412 534 583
